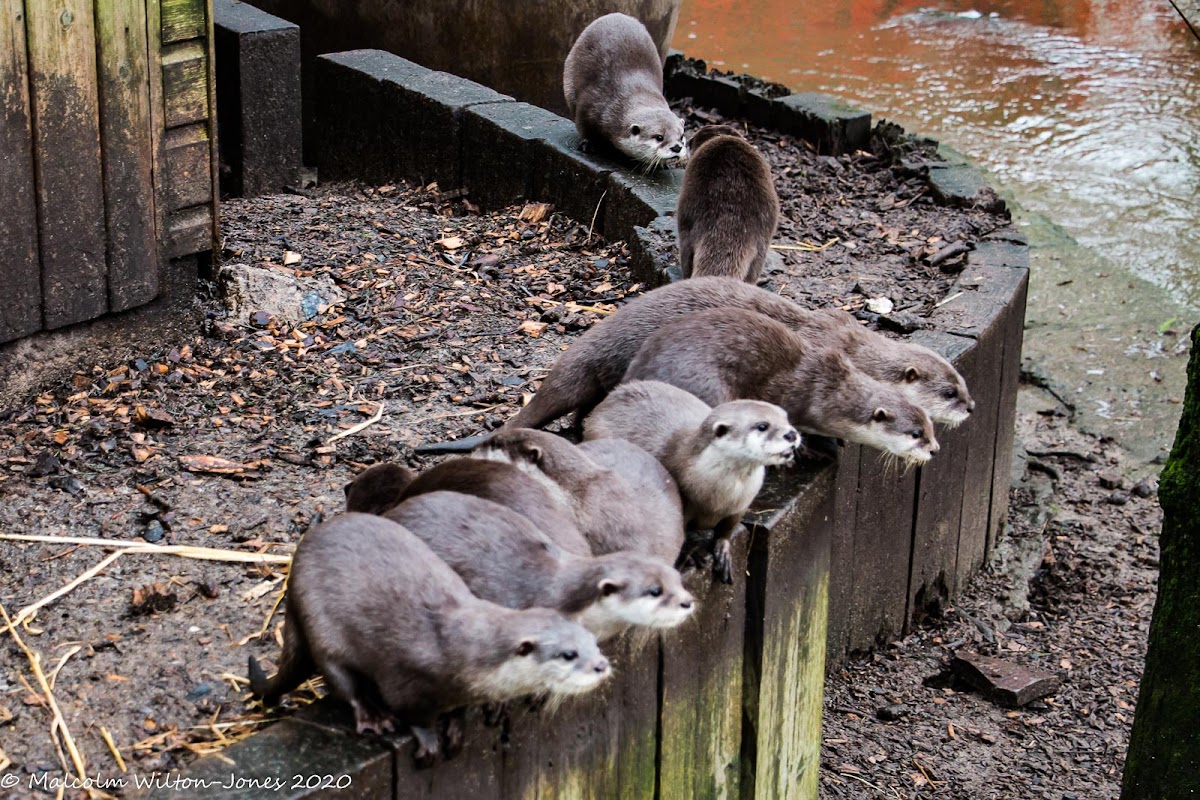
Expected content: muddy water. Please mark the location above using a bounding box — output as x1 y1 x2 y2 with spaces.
675 0 1200 465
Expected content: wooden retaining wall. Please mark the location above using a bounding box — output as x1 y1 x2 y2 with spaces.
155 42 1028 800
0 0 217 345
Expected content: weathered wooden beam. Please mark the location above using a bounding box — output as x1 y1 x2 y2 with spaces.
0 0 42 342
162 40 210 128
25 0 109 328
165 123 214 211
96 0 159 311
161 0 206 44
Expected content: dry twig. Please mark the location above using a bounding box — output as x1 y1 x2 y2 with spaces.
326 400 386 444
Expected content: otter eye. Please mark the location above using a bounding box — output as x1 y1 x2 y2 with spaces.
647 586 663 597
909 429 922 439
560 650 578 662
630 125 641 135
653 134 664 142
942 388 957 400
755 422 769 432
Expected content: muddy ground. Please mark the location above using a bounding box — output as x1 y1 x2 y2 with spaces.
0 117 1155 799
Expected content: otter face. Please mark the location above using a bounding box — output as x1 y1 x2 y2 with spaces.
861 403 940 464
488 610 609 699
578 555 694 638
898 349 974 427
617 109 688 167
708 401 799 466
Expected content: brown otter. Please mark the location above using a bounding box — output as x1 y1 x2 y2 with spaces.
248 512 608 765
343 462 416 516
563 13 687 167
677 125 780 283
502 277 972 433
622 308 940 463
477 428 686 566
584 382 797 582
385 492 693 641
345 458 592 556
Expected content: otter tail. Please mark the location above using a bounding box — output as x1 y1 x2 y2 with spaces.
248 615 314 706
413 432 494 455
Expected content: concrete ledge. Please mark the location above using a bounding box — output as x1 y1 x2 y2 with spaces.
214 0 303 197
663 53 871 155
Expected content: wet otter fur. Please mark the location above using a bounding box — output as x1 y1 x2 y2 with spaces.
247 513 609 765
503 277 972 433
385 492 693 641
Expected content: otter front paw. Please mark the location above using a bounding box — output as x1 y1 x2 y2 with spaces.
351 701 396 736
440 711 465 759
712 537 734 584
579 139 595 154
411 724 441 768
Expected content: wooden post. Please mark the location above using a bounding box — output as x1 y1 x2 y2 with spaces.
96 0 160 311
742 466 835 800
0 0 42 342
25 0 109 328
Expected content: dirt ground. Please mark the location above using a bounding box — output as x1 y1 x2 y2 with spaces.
819 384 1161 799
0 118 1143 798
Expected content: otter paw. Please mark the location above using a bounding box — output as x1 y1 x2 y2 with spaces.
440 713 465 759
352 702 396 736
579 139 595 154
411 725 441 768
712 538 734 584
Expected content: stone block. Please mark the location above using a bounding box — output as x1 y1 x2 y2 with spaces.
628 215 678 287
952 651 1061 708
214 0 303 197
461 101 574 211
775 93 871 155
535 124 623 235
604 167 684 243
928 164 1007 214
316 50 512 188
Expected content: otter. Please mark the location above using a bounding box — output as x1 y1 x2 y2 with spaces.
345 458 592 556
622 308 940 463
343 462 416 516
502 277 972 433
248 513 608 765
477 428 686 566
677 125 780 283
385 492 693 641
584 382 797 582
563 13 687 167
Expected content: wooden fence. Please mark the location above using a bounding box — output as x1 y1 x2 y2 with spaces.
0 0 217 345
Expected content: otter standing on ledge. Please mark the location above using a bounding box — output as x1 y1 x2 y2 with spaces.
563 13 687 167
677 125 780 283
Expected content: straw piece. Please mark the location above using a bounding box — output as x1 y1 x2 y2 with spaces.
99 726 127 774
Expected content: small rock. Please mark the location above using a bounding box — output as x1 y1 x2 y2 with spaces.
220 263 344 326
540 307 565 324
952 651 1060 708
878 311 924 334
1107 491 1129 506
866 296 894 315
30 451 61 477
1131 480 1154 498
142 520 166 543
592 258 609 269
327 342 358 356
250 310 273 328
875 704 909 721
185 684 212 702
48 475 84 495
1097 471 1123 490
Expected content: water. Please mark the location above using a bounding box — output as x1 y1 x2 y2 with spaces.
674 0 1200 307
674 0 1200 465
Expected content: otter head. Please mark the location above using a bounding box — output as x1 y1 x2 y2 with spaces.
858 392 940 465
618 107 688 167
895 346 974 427
688 123 744 153
705 400 799 466
484 608 609 699
478 428 563 470
343 463 416 515
574 553 694 639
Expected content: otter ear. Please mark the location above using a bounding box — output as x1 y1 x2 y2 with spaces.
903 366 921 383
712 423 730 438
872 407 893 423
630 124 641 135
516 639 536 657
518 442 543 466
599 579 623 597
342 480 353 497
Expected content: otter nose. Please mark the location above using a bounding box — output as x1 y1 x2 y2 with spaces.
784 430 798 443
679 594 694 610
670 143 682 153
966 401 976 414
593 657 610 674
929 441 941 454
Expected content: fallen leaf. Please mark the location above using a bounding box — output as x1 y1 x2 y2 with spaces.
179 455 248 475
437 236 465 250
518 320 549 337
283 250 302 265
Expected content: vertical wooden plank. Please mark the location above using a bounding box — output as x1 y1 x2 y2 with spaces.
145 0 168 278
848 451 918 651
25 0 109 328
96 0 159 311
204 0 220 247
500 633 659 799
824 443 861 668
906 332 975 623
161 0 205 42
0 0 42 342
743 467 834 800
659 539 746 800
987 273 1029 553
